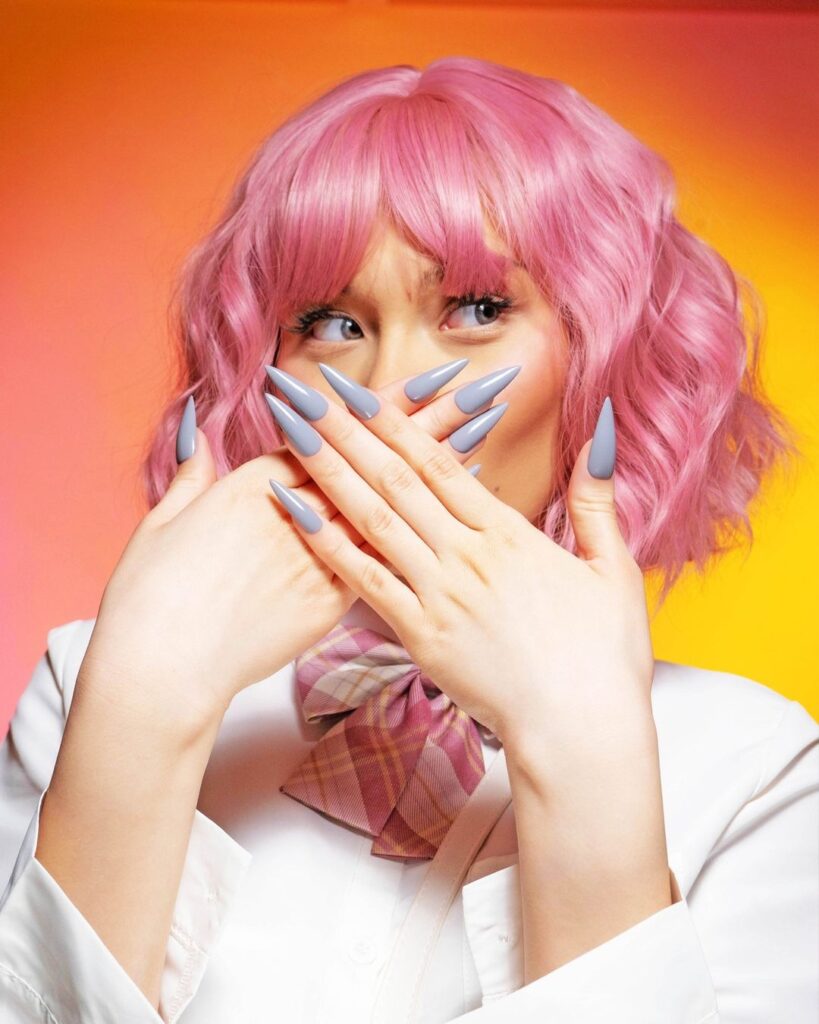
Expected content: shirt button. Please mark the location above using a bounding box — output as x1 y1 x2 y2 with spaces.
348 937 377 964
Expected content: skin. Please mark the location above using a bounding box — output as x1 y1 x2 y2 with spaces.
277 217 568 523
33 215 672 1011
272 218 675 982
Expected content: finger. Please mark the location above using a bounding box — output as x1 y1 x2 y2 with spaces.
149 397 216 528
262 360 487 483
566 397 630 571
265 395 442 597
317 363 511 533
268 478 424 636
256 419 484 543
394 364 520 454
269 356 472 417
263 367 491 550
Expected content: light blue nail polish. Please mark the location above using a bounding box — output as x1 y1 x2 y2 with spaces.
265 365 329 421
468 463 481 477
176 395 196 463
454 365 521 415
403 357 470 402
269 478 323 533
588 396 616 479
448 402 509 454
264 393 323 456
318 362 381 419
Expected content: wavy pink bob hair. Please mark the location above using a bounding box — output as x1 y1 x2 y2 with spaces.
140 56 801 608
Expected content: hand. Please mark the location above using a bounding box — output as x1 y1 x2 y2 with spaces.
78 367 489 734
267 371 656 767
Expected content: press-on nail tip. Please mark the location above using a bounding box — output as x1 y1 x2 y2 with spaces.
403 357 471 402
454 364 521 415
264 393 323 456
268 478 323 533
587 396 616 479
264 365 329 420
176 395 197 464
318 362 380 419
447 400 509 453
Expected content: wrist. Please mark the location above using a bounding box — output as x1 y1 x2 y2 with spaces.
505 710 669 880
502 698 658 799
73 660 228 755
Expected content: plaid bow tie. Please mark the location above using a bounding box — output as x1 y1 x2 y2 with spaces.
279 623 497 860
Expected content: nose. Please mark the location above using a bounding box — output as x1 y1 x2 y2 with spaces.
360 333 435 391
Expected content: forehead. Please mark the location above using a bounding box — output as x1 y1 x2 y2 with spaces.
340 220 522 302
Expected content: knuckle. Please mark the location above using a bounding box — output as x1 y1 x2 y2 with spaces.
364 500 395 537
426 403 448 437
332 415 357 446
318 456 346 487
360 558 386 594
324 527 347 559
379 412 406 446
420 448 459 484
378 458 416 496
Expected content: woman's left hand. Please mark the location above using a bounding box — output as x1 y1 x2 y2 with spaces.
267 370 656 769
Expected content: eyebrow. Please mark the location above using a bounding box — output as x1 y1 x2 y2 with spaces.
339 259 522 300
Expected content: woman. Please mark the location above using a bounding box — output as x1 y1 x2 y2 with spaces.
1 56 816 1023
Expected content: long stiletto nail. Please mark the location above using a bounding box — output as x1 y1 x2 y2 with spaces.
588 396 616 479
264 365 329 421
176 395 196 463
447 402 509 453
318 363 381 419
264 393 323 456
468 463 481 477
269 478 323 533
404 357 470 402
454 365 521 415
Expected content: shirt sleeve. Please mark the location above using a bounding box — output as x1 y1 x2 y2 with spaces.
0 620 253 1024
455 697 819 1024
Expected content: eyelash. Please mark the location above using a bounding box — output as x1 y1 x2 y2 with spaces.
283 292 516 341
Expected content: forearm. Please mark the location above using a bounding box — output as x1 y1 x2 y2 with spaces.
34 667 225 1011
505 706 672 985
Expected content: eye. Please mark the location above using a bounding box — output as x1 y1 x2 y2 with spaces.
444 293 515 331
283 307 364 344
283 291 515 344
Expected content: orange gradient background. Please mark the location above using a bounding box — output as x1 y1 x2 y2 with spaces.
2 0 817 735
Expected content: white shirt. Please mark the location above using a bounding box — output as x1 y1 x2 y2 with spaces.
0 602 817 1023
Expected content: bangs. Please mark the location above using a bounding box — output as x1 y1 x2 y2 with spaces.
268 91 519 323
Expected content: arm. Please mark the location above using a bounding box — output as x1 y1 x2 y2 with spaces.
456 695 819 1022
34 661 227 1010
0 620 252 1024
504 703 673 982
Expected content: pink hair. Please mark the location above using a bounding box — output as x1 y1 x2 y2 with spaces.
140 56 802 608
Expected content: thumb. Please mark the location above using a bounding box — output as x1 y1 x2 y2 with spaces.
149 396 217 526
566 396 624 565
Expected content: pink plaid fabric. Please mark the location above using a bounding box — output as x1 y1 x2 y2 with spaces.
279 623 498 860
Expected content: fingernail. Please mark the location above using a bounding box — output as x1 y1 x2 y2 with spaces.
176 395 196 464
403 357 470 402
588 396 616 479
318 362 381 419
468 463 481 477
265 365 329 421
269 478 323 533
264 393 323 456
447 402 509 453
454 365 521 415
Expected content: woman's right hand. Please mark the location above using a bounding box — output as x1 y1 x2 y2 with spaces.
77 373 488 735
